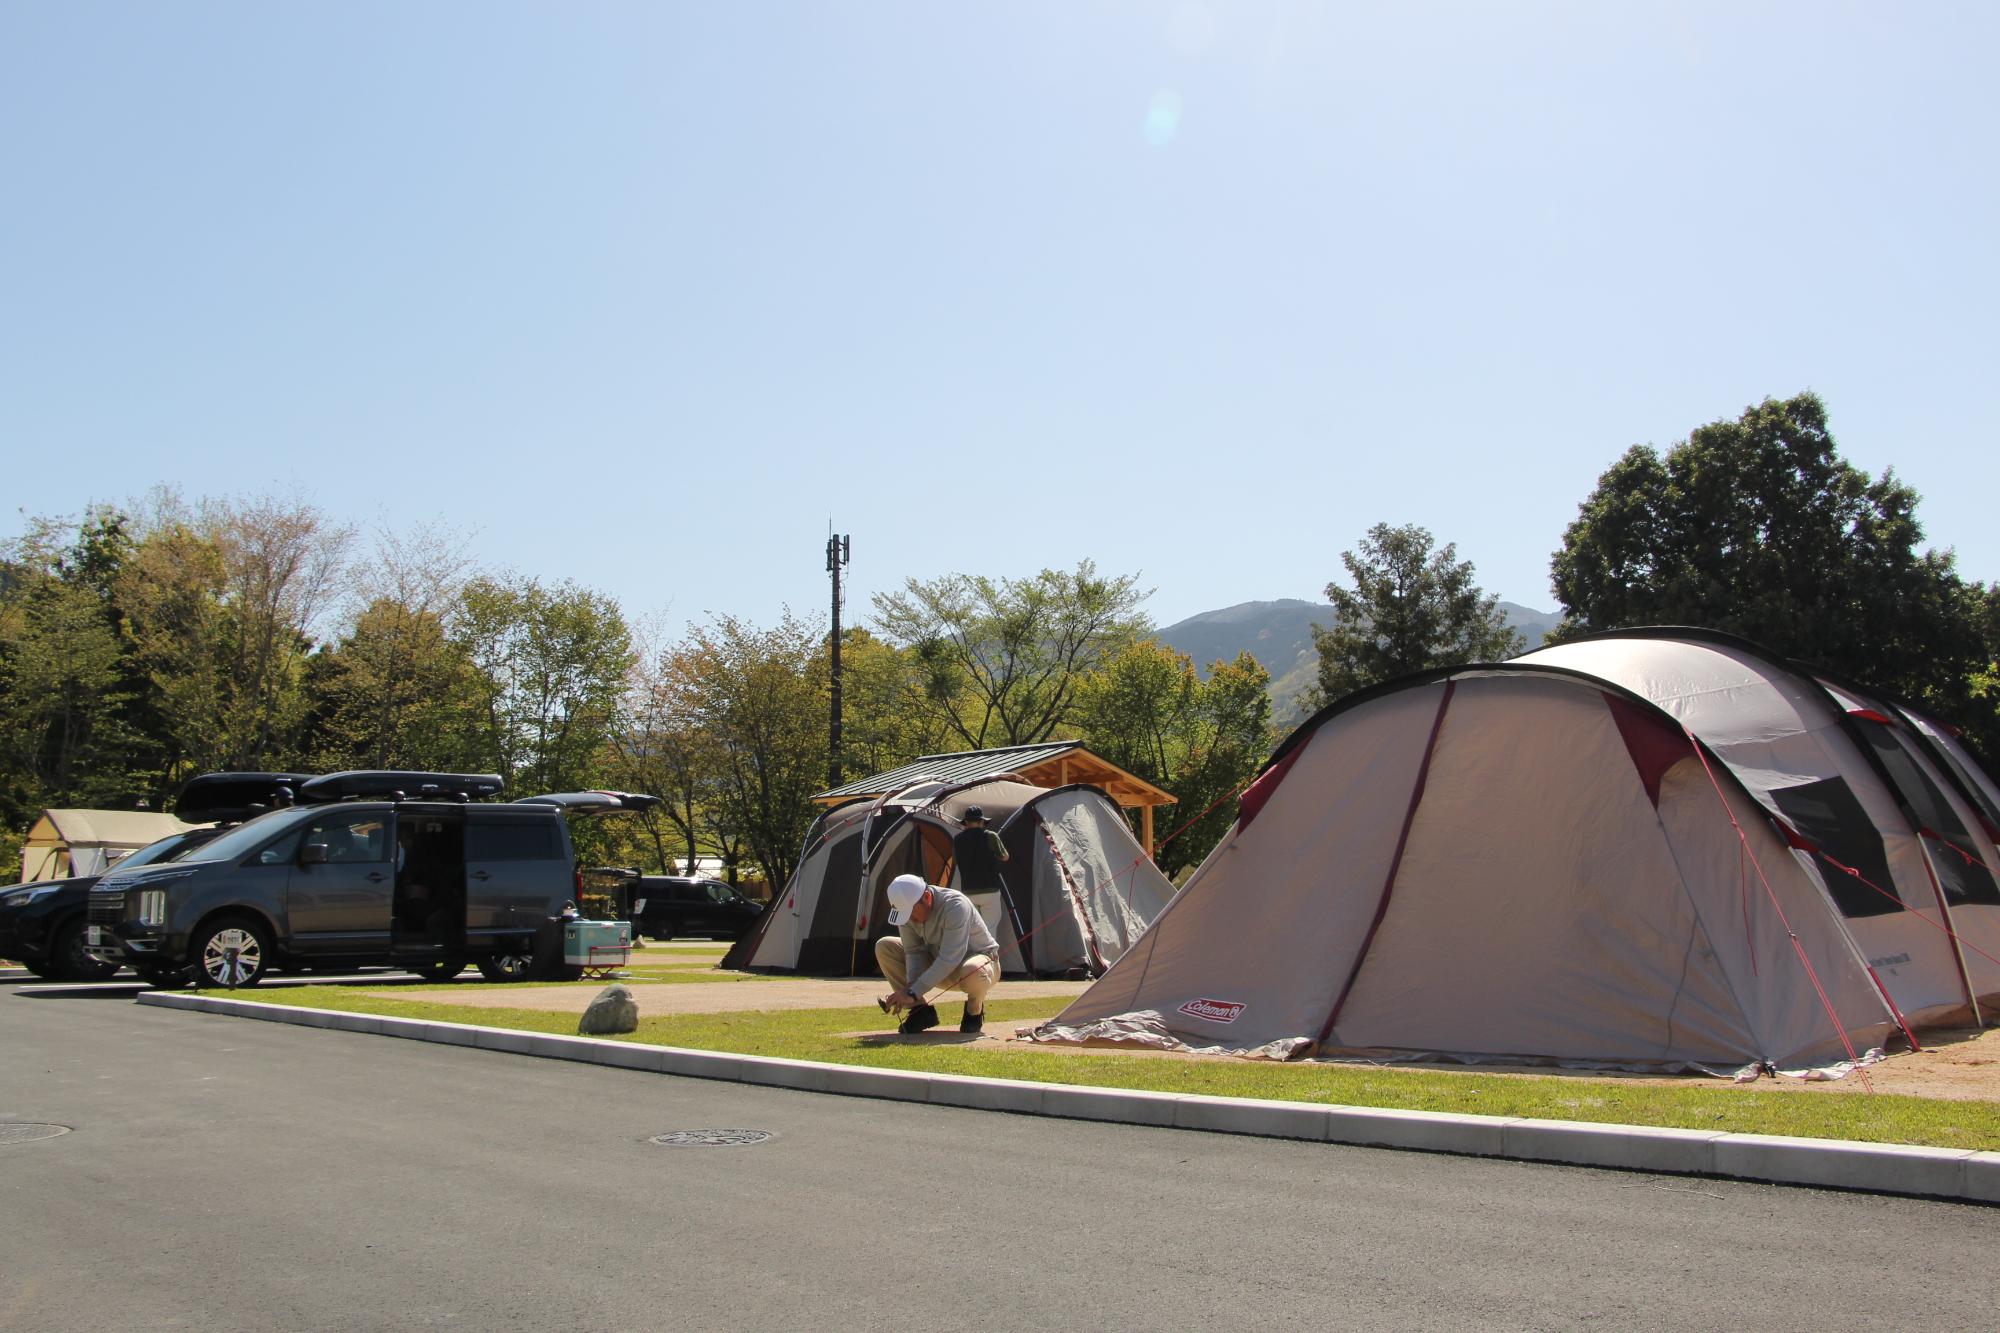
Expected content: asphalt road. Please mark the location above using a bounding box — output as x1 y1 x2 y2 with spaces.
4 978 1998 1332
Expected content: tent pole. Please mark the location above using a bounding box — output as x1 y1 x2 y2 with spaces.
1912 842 1983 1027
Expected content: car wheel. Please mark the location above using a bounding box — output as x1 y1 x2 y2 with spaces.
51 918 119 982
409 958 467 982
189 917 272 988
476 953 538 983
22 959 56 979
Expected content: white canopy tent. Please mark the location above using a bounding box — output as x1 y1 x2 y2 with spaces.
20 809 192 883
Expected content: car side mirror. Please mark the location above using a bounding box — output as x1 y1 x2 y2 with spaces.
301 843 331 865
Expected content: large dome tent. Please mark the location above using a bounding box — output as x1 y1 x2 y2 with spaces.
1027 656 1911 1075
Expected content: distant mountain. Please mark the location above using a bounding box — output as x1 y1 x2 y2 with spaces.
1155 597 1562 726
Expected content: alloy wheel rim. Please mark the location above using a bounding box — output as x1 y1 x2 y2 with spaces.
202 928 261 985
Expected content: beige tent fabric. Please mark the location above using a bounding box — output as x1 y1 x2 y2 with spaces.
20 810 191 882
1519 637 1971 1027
1026 670 1899 1073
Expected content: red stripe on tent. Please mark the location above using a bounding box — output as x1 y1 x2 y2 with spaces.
1603 692 1692 808
1236 745 1305 833
1847 708 1895 725
1311 680 1456 1053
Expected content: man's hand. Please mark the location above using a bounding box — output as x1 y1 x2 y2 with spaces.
880 990 917 1014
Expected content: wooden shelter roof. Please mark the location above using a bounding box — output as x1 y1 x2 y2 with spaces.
813 741 1176 811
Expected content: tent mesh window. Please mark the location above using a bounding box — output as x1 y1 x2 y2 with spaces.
1771 778 1904 917
1859 729 2000 907
1932 742 2000 830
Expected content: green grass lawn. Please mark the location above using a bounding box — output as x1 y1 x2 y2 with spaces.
236 984 2000 1151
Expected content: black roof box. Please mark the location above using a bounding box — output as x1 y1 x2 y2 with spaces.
299 771 505 802
175 772 315 824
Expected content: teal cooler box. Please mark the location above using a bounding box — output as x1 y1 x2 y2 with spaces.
563 920 631 969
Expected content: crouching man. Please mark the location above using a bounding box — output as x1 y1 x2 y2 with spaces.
877 872 1001 1035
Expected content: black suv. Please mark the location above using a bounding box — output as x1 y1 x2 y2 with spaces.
2 827 217 980
630 876 762 941
85 771 657 988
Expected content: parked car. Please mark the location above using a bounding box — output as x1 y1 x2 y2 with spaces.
629 876 763 941
0 772 310 981
85 771 658 989
1 828 216 980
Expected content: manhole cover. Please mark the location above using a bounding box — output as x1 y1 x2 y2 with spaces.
649 1129 774 1148
0 1124 71 1145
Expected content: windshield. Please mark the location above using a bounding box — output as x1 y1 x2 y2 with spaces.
114 831 208 871
177 805 321 864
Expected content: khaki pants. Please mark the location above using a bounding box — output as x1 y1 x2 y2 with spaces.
875 937 999 1015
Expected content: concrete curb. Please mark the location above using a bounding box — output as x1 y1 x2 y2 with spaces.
138 991 1997 1206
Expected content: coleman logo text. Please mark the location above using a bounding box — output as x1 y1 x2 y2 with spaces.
1178 997 1246 1024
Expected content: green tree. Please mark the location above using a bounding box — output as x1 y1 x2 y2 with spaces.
1549 392 1986 732
0 515 145 825
664 612 828 890
302 599 490 773
871 560 1152 748
1073 641 1274 877
606 639 715 875
114 519 239 786
834 627 964 777
110 492 352 781
1308 523 1523 707
455 575 635 797
299 527 485 773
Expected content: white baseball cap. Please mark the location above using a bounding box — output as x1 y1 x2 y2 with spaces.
886 874 928 926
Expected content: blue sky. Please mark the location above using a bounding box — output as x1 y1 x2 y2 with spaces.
4 3 1994 638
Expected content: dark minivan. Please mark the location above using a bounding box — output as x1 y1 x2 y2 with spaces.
86 771 656 988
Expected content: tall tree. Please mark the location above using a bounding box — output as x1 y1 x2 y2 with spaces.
607 640 714 875
455 575 635 796
871 560 1151 748
204 493 354 765
1072 641 1274 877
835 627 964 775
115 518 239 786
1549 392 1985 730
1308 523 1523 708
663 612 828 890
0 514 144 830
299 526 483 772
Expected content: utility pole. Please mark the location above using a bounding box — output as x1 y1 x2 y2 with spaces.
826 529 851 788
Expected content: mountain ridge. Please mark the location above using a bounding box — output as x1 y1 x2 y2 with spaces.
1154 597 1562 724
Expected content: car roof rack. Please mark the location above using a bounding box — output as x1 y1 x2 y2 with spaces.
516 790 663 814
298 771 506 803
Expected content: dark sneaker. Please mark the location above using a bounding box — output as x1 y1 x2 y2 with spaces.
959 1008 984 1035
899 1003 940 1035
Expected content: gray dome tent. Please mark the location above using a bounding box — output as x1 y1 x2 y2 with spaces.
722 777 1176 978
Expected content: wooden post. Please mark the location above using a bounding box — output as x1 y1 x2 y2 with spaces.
1141 804 1154 860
